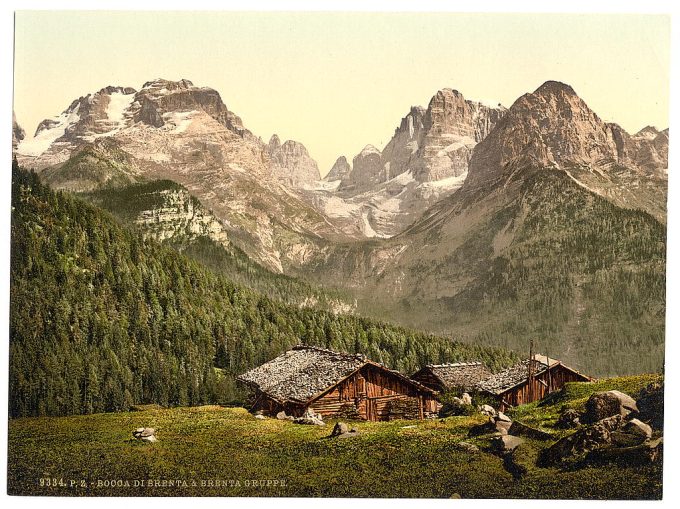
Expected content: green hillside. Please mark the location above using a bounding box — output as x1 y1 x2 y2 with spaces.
7 374 662 498
9 162 517 418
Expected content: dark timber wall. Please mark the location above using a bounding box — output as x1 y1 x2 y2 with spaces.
495 364 590 411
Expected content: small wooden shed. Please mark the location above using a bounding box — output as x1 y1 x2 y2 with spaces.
411 362 492 394
476 354 591 411
237 345 440 421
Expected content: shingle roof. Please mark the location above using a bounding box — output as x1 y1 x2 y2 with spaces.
237 346 366 404
476 357 551 395
413 362 492 390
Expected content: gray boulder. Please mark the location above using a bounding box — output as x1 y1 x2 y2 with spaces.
293 408 325 426
583 390 638 423
623 418 652 439
495 419 513 434
461 393 473 405
496 411 512 422
132 427 157 442
492 434 524 454
330 422 349 437
479 404 496 417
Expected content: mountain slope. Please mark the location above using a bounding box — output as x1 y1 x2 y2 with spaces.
15 79 355 272
82 179 354 312
296 82 667 376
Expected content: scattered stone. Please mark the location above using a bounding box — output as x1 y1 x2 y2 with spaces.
254 414 266 420
132 427 157 442
461 393 473 405
479 404 497 417
583 390 638 423
491 434 524 454
623 418 652 439
496 411 511 422
556 408 581 429
293 408 326 426
508 421 553 440
637 382 664 430
450 493 462 499
276 411 288 420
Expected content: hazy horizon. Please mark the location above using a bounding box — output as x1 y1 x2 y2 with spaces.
14 11 670 175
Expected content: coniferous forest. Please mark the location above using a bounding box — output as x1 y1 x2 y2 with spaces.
9 162 517 418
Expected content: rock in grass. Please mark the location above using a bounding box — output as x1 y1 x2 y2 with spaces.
583 390 638 423
540 415 624 465
479 404 496 417
330 422 349 437
132 427 157 442
556 408 581 428
623 418 652 439
491 434 524 453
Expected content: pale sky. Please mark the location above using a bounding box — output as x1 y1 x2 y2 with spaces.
13 11 670 175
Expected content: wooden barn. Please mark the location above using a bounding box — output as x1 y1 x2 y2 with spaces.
411 362 492 394
476 354 591 411
237 345 440 421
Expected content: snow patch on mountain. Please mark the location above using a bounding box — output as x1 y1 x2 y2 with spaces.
163 111 198 133
106 91 135 124
420 172 468 190
17 104 81 156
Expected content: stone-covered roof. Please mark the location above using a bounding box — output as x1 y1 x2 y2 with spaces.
237 345 435 404
476 357 551 395
413 362 492 390
476 355 586 395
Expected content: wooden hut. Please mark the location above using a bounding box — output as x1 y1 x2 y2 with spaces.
411 362 492 394
476 354 591 411
237 345 440 421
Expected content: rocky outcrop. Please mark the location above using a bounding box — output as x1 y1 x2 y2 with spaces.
465 81 668 190
540 415 624 465
134 186 230 248
266 135 321 186
325 156 351 182
338 89 506 194
340 145 385 192
12 111 25 150
131 78 252 139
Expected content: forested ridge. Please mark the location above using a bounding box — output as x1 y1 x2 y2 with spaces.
9 163 517 418
82 179 355 312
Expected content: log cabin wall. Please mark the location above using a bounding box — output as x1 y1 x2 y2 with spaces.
310 364 439 421
497 364 590 411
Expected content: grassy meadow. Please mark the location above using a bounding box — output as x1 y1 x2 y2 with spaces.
7 375 663 499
